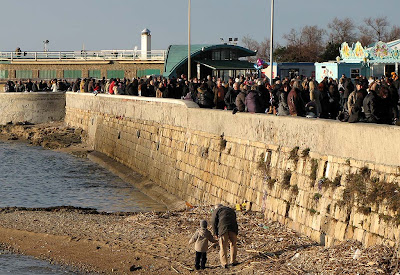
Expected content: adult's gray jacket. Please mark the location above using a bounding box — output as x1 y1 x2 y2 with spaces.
235 91 247 112
211 206 238 237
277 91 290 116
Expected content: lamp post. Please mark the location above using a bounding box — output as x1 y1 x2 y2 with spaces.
188 0 191 80
269 0 274 82
43 40 49 52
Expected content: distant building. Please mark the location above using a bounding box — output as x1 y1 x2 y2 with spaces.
0 31 258 82
262 62 315 80
0 28 164 82
315 40 400 82
163 44 256 79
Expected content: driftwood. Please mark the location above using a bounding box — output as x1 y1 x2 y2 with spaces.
171 266 180 273
124 206 400 274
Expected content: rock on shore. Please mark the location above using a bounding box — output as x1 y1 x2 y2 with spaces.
0 121 83 149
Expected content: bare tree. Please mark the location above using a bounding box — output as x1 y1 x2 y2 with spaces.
327 17 356 44
385 26 400 42
280 25 326 62
358 35 374 47
257 39 270 61
302 26 326 47
283 29 300 46
241 35 270 62
359 16 389 42
242 35 259 52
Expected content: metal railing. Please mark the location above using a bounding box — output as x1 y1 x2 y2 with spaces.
0 50 167 61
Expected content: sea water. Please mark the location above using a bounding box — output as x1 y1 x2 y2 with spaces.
0 140 164 274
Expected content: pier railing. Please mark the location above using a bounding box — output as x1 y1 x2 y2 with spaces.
0 50 167 61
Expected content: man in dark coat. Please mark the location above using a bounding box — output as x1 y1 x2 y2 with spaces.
363 87 378 123
32 81 39 92
206 75 215 90
88 78 94 93
73 78 80 92
211 204 238 268
125 79 135 95
343 78 354 111
257 80 270 113
26 79 33 92
196 83 214 108
224 82 240 110
189 78 199 102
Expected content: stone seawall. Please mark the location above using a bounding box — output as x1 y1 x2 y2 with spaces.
65 92 400 247
0 92 65 125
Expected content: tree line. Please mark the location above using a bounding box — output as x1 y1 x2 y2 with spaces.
242 16 400 63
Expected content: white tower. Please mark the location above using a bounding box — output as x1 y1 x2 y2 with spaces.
141 28 151 60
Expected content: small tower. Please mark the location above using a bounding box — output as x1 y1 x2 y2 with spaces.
141 28 151 60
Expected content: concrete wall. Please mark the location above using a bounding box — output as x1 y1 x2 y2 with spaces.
0 92 65 124
65 93 400 247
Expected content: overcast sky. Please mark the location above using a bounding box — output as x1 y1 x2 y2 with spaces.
0 0 398 51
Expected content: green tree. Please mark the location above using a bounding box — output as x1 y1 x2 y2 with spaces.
320 42 341 62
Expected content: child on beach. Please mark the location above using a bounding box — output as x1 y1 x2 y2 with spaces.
189 220 218 270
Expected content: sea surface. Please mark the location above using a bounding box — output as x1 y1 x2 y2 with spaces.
0 140 164 274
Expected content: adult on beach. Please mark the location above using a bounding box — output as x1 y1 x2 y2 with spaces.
211 204 238 268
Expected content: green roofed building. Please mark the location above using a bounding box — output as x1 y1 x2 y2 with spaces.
0 43 256 83
163 44 256 79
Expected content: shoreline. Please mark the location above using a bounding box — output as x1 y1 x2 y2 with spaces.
0 206 398 274
0 208 172 274
0 122 399 274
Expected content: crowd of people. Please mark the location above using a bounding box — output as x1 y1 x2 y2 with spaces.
4 72 400 125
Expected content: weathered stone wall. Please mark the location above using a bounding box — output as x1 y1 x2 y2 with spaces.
65 93 400 247
0 92 65 124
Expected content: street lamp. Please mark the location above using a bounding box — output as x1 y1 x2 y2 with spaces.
43 40 49 52
269 0 274 82
188 0 191 80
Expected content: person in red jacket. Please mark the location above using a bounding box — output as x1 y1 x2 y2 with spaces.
109 78 116 94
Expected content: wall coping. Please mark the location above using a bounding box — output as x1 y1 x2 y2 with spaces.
0 92 65 96
65 92 200 109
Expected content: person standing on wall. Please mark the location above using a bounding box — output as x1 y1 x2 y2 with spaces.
211 204 239 268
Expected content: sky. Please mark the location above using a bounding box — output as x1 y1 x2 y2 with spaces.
0 0 398 52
